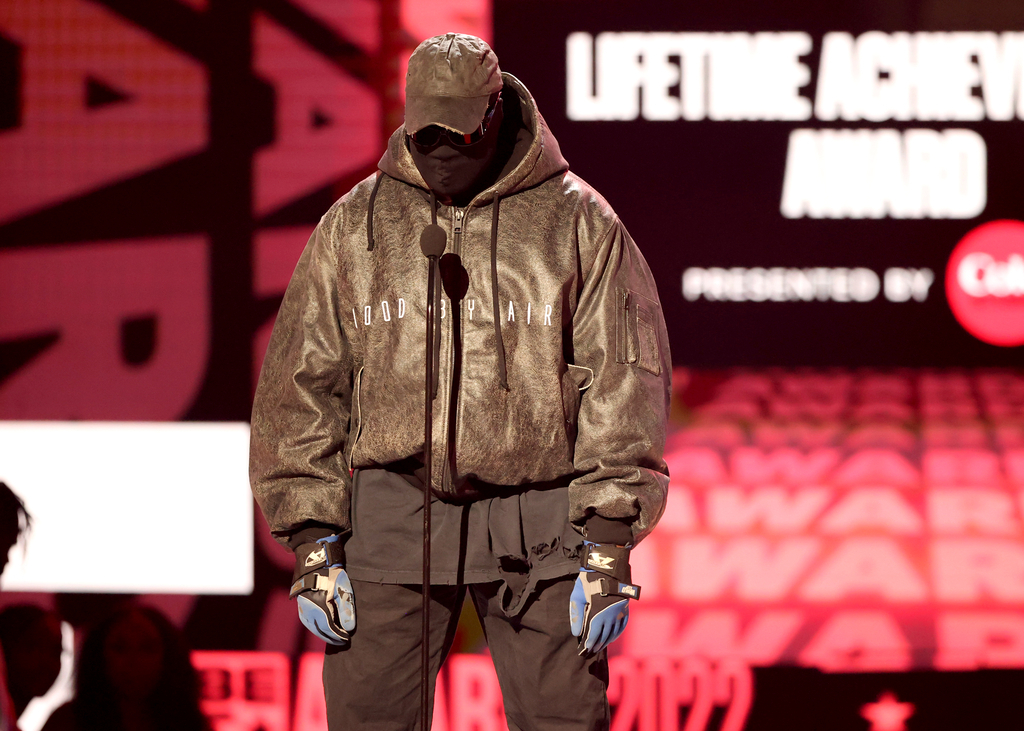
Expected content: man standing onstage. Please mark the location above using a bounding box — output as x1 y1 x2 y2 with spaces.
250 33 671 730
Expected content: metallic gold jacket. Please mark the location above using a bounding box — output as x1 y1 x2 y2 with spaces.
250 74 671 544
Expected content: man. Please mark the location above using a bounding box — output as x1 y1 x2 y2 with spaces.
250 33 670 730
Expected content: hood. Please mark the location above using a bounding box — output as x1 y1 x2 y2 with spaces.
378 72 569 205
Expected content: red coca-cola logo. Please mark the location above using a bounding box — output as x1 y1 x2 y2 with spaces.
946 220 1024 347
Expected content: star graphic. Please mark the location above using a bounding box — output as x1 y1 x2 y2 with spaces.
860 691 915 731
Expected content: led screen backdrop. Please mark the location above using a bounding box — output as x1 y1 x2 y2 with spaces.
494 0 1024 366
638 369 1024 670
0 422 253 595
2 1 1024 730
0 0 489 422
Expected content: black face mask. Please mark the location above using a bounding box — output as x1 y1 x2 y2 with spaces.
409 97 505 207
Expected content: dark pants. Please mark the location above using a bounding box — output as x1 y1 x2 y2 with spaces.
323 577 611 731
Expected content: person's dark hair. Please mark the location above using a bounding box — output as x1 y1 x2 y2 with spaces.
72 605 210 731
0 480 31 554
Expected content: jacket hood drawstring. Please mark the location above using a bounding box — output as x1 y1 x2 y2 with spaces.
368 174 441 252
429 190 442 399
366 171 386 252
490 195 509 390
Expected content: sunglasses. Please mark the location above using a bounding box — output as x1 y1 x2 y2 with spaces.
410 98 499 149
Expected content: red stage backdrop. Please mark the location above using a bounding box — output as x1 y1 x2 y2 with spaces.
2 1 1024 730
643 368 1024 673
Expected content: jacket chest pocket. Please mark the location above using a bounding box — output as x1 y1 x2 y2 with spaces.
616 287 662 376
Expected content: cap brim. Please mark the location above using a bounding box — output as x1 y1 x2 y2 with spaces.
405 94 492 135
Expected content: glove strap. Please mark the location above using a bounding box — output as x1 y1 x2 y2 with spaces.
289 571 334 599
295 537 345 571
594 575 641 601
292 536 346 585
581 542 632 584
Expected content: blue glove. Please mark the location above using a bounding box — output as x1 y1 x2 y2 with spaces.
569 541 640 656
289 534 356 646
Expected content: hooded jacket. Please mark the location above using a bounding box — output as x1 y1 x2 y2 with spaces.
250 73 671 545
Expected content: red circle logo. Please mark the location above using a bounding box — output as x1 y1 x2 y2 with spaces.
946 220 1024 347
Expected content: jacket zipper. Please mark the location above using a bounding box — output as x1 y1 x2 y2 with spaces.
438 206 466 492
618 289 631 364
452 207 464 256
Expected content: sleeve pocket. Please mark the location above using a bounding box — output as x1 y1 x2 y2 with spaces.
616 287 662 376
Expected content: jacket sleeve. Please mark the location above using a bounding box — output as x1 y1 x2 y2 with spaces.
249 219 355 544
569 217 671 544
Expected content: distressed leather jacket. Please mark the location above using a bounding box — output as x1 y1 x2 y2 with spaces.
250 74 671 545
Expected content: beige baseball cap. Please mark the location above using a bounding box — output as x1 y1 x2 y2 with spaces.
405 33 504 135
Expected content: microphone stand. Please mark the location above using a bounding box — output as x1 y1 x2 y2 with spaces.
419 224 446 731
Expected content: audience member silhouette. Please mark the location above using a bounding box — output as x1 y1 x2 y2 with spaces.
0 481 32 731
0 606 63 719
43 606 210 731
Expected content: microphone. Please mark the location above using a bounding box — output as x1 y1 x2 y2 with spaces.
420 224 447 258
416 224 446 721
